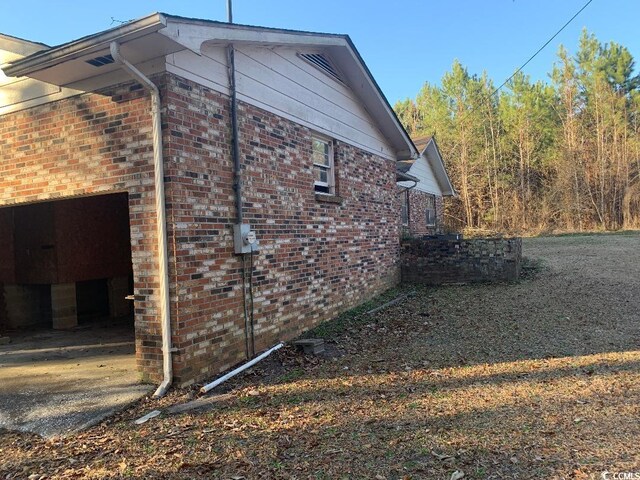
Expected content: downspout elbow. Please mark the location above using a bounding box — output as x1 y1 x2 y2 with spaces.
110 43 160 96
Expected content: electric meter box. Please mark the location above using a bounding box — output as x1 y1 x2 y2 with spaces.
233 223 259 254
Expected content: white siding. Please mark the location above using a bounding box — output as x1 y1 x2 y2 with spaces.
397 154 443 195
0 47 82 116
166 45 395 159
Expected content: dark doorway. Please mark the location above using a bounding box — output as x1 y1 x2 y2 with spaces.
0 193 134 331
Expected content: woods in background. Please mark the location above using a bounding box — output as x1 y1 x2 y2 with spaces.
395 30 640 234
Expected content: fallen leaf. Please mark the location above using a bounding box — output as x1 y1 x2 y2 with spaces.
450 471 464 480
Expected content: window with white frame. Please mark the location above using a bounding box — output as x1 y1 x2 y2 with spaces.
312 135 335 194
425 194 436 226
400 190 409 226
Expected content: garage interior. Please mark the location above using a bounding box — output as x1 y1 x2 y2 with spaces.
0 193 150 437
0 193 134 332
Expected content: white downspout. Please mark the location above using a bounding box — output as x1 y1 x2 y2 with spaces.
110 42 172 398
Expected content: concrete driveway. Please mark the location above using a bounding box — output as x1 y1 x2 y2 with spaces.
0 322 151 438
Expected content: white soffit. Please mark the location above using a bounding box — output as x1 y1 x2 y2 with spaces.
17 33 183 87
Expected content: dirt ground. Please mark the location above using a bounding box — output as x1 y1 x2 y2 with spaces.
1 233 639 479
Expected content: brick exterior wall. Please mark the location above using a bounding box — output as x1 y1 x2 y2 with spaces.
0 71 402 386
164 74 400 384
401 188 444 237
0 80 165 381
401 237 522 284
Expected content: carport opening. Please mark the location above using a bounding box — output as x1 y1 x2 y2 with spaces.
0 193 135 340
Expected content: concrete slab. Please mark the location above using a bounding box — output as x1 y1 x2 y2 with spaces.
0 321 151 438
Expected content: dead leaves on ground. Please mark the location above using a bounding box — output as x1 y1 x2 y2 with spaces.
3 270 640 478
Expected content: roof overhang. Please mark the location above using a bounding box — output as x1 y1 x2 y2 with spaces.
2 13 417 160
2 13 184 90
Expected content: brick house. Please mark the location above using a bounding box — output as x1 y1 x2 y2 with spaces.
397 135 455 236
0 14 420 391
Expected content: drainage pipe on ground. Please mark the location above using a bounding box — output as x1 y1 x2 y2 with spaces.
110 42 173 398
200 343 284 394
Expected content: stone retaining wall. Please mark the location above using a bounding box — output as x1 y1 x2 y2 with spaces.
401 237 522 285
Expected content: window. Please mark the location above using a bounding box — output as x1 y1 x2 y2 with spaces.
312 135 335 195
400 190 409 226
425 194 436 226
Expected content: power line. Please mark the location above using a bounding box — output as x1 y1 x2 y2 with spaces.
492 0 594 96
413 0 596 145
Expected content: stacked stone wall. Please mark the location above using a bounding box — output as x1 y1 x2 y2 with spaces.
401 237 522 284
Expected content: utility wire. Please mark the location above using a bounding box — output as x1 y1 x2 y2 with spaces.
429 0 596 133
491 0 594 96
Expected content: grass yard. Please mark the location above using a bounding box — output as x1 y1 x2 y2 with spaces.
1 233 639 479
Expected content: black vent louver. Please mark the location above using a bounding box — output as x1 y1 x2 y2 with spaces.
298 53 343 83
85 54 115 67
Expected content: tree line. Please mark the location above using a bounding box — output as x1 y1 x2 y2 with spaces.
395 30 640 234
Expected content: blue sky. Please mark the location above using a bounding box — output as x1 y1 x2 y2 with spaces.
1 0 638 104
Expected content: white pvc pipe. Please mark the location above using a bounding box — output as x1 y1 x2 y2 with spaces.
110 42 173 399
200 343 284 394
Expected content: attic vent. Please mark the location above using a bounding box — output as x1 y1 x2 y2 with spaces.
298 53 343 83
85 54 115 67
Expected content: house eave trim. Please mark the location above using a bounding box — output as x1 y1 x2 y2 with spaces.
3 13 167 78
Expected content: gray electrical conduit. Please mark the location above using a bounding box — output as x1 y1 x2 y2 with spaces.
110 42 173 398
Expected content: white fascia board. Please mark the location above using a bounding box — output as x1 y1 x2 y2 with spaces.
159 20 345 54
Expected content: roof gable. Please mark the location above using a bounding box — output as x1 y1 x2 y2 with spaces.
2 13 416 160
397 137 456 196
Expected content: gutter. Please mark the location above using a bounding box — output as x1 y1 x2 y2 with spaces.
398 179 418 193
110 42 173 398
396 170 419 184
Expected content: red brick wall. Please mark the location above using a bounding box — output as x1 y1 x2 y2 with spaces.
1 72 402 386
0 81 164 381
164 74 401 385
402 189 444 237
